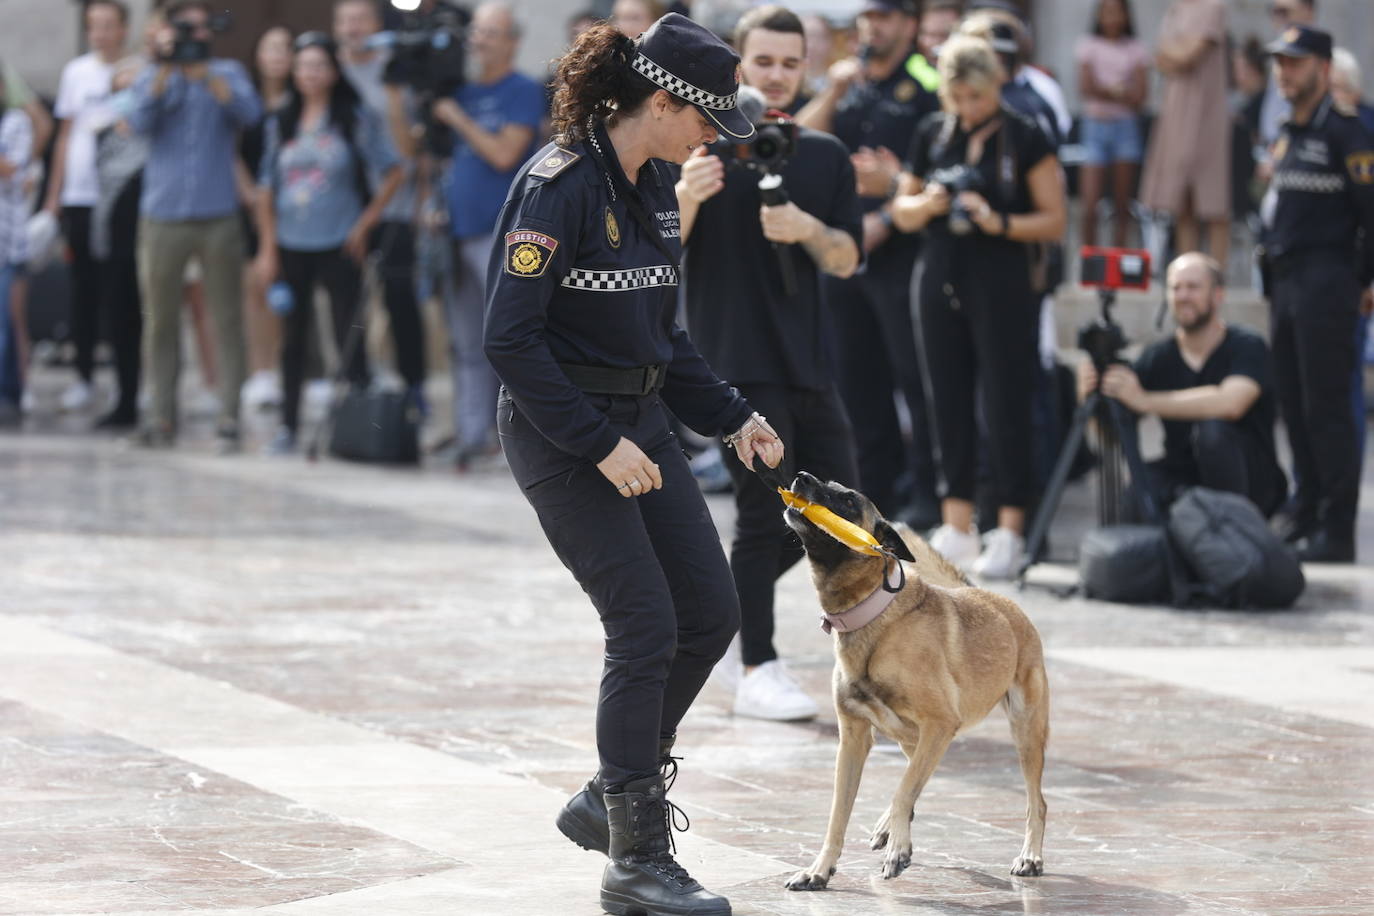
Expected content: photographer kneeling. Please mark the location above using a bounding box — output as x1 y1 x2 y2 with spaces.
1077 253 1287 518
891 34 1066 578
677 5 862 721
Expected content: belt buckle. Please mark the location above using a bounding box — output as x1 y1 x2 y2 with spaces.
641 365 660 395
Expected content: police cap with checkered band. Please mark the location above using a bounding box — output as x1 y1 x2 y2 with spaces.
632 13 755 141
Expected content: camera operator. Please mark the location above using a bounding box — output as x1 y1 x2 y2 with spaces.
128 0 261 449
891 34 1066 579
794 0 942 528
430 2 544 469
1077 253 1287 518
677 5 861 722
335 0 427 404
1260 25 1374 563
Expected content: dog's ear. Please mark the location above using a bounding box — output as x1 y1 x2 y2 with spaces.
874 519 917 563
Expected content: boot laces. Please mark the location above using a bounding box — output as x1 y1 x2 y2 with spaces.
632 791 696 887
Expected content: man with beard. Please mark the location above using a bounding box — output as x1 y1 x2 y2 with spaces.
1260 24 1374 563
1077 253 1287 519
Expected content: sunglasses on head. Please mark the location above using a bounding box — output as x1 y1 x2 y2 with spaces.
293 31 334 52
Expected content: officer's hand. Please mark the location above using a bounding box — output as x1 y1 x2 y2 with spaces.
597 437 664 498
678 146 724 204
760 202 818 245
852 146 901 197
1075 359 1098 403
728 413 784 471
828 57 862 90
1100 365 1147 412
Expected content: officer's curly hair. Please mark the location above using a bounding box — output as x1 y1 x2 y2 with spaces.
550 23 686 147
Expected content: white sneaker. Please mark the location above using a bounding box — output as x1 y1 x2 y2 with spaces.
242 370 281 410
733 659 819 721
60 380 92 412
928 523 982 571
971 527 1026 580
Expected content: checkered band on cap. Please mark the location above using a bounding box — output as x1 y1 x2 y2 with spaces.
631 52 737 111
561 265 679 291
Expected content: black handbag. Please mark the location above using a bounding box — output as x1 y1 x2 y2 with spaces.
328 387 420 464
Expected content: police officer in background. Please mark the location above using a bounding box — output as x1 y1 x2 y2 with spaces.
677 5 862 723
1262 25 1374 563
484 15 782 916
795 0 942 528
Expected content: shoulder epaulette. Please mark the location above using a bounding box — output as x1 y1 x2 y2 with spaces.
530 147 582 181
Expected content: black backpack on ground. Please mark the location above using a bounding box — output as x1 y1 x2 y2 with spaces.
1165 486 1305 609
1079 525 1173 604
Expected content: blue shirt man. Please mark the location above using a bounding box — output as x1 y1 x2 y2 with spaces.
429 1 543 466
129 59 260 221
125 0 262 449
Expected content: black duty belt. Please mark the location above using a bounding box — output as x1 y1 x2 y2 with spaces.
560 362 667 397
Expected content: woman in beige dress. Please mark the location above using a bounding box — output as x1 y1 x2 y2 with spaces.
1140 0 1230 265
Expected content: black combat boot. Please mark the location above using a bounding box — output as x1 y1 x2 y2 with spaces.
556 735 677 856
600 774 730 916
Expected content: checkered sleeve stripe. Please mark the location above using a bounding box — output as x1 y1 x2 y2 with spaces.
631 54 737 111
1273 170 1346 194
561 265 679 291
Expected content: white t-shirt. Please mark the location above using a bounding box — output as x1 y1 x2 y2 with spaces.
54 52 116 208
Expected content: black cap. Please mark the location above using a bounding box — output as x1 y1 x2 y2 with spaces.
632 13 754 141
987 22 1021 56
967 0 1029 23
1266 24 1333 60
860 0 919 14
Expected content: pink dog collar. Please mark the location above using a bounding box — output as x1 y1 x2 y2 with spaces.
820 580 902 634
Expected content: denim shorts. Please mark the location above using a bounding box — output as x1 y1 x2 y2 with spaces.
1081 116 1143 166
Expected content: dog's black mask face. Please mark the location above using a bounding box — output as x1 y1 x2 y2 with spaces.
783 471 915 570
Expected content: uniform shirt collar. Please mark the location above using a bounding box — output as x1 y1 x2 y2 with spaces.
1286 93 1334 131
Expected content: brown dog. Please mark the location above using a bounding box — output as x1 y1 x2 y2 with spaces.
781 472 1049 889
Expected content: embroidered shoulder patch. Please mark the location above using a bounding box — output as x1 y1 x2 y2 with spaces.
1347 151 1374 185
530 148 581 181
505 230 559 278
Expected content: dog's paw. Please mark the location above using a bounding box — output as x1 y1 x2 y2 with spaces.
1010 855 1044 877
784 866 835 891
880 846 912 879
870 811 890 850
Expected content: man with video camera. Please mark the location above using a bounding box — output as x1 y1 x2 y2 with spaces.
677 5 861 722
1076 253 1287 520
129 0 260 449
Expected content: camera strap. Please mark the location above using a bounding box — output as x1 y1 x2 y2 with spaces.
584 120 680 280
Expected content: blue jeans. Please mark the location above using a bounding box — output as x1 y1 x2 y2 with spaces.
0 263 22 406
1081 116 1144 166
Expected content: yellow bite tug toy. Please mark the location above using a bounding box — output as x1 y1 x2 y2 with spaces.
779 489 888 558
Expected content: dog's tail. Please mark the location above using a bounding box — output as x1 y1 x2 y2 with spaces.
893 522 972 588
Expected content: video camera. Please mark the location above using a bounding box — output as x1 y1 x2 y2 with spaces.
707 115 797 176
927 164 986 236
1077 246 1151 372
370 3 471 155
162 10 232 64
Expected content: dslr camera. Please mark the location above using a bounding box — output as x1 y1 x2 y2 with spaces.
707 116 797 176
163 10 232 64
927 164 986 236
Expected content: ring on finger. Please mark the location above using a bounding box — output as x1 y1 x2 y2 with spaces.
630 479 642 489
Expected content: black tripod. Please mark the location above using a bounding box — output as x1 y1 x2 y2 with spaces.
1016 288 1162 582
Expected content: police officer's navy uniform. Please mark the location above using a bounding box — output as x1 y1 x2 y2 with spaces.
483 14 757 915
1261 26 1374 561
821 0 941 522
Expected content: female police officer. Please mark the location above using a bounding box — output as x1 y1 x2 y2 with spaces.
482 14 782 916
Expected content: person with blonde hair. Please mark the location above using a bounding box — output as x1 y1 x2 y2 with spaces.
891 33 1066 579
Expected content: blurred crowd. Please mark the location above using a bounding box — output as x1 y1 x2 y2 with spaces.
0 0 1369 589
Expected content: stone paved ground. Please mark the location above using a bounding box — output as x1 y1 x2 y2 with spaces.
1 420 1371 916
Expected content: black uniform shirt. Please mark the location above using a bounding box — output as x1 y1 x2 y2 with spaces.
830 63 940 273
1262 94 1374 283
681 128 862 390
484 124 753 464
1134 326 1280 474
